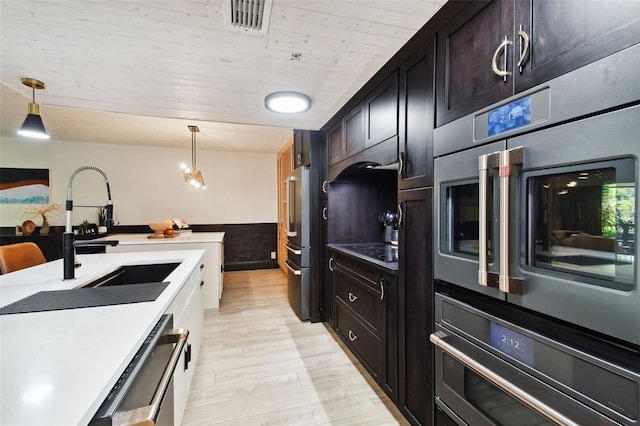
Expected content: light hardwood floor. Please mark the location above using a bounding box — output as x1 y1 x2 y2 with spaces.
182 269 408 425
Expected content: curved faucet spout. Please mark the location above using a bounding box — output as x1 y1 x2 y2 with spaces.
65 166 113 233
64 166 116 280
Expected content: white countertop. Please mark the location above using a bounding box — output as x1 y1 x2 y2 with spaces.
0 249 205 426
94 231 225 245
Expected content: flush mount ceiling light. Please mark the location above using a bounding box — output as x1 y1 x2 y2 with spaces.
180 125 206 189
17 78 49 139
264 91 311 114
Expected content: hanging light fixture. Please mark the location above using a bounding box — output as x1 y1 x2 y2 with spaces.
17 78 50 139
180 125 206 189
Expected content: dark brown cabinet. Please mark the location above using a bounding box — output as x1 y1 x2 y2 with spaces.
436 0 640 126
397 187 433 426
329 250 398 403
293 129 314 168
328 122 343 166
398 39 435 190
513 0 640 92
344 104 365 159
307 129 327 323
326 72 399 168
364 72 398 149
319 200 331 323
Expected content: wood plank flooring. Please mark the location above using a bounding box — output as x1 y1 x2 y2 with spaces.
182 269 408 425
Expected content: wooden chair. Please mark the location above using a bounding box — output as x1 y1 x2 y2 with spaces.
0 242 47 274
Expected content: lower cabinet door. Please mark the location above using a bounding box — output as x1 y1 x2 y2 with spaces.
335 303 381 379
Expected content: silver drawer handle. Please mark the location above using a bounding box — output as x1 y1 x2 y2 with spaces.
430 331 579 426
322 180 328 193
118 329 189 426
328 257 335 271
348 292 358 303
322 206 328 220
348 330 358 341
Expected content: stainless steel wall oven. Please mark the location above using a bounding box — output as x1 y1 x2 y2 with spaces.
432 293 640 426
432 44 640 425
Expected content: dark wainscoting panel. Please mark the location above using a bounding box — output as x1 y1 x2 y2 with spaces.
190 223 278 271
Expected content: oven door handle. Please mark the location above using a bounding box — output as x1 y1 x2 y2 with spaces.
430 331 579 426
498 147 523 294
115 329 190 426
478 151 500 288
478 153 491 287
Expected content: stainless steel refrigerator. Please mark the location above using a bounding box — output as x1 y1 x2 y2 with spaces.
285 166 311 320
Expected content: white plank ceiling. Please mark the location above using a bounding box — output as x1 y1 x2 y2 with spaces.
1 0 446 153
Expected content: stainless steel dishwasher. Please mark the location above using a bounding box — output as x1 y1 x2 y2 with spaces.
89 314 189 426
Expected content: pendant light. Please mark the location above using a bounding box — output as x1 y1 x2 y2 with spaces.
17 78 50 139
180 125 206 189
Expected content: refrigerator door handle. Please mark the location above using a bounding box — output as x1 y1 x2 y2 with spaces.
284 244 302 255
286 175 297 237
285 260 302 276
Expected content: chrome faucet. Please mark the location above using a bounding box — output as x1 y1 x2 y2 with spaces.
63 166 118 280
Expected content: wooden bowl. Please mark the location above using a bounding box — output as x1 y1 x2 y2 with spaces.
148 220 173 236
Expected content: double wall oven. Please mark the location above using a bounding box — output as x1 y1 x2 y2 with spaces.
432 45 640 425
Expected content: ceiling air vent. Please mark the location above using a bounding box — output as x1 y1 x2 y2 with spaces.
224 0 273 36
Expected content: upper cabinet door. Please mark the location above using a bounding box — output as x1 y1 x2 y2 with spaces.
436 0 513 127
399 39 435 190
364 72 398 148
328 122 344 166
344 103 365 158
436 0 640 127
293 129 310 168
513 0 640 92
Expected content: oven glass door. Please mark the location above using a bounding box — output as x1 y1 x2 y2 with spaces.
509 105 639 345
435 140 505 299
465 362 555 426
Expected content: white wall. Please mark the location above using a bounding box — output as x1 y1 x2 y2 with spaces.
0 136 277 228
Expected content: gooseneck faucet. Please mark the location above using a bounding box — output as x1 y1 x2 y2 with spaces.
63 166 118 280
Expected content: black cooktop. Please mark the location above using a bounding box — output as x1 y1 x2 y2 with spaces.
339 243 398 263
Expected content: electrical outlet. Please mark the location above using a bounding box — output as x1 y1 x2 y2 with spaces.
270 251 276 259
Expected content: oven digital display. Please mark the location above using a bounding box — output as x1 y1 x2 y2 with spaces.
490 322 534 367
488 96 532 136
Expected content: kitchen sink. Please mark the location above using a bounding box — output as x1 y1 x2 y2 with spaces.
79 262 180 288
0 262 182 315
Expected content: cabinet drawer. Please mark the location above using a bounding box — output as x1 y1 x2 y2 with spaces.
335 268 381 332
336 303 381 379
335 255 381 289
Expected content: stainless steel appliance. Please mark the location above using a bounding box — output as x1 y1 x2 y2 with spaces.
431 293 640 426
286 166 311 320
90 314 188 426
433 44 640 347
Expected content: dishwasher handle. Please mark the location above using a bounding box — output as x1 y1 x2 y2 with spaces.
117 329 189 426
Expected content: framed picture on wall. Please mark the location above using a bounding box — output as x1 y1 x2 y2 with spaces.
0 168 50 204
